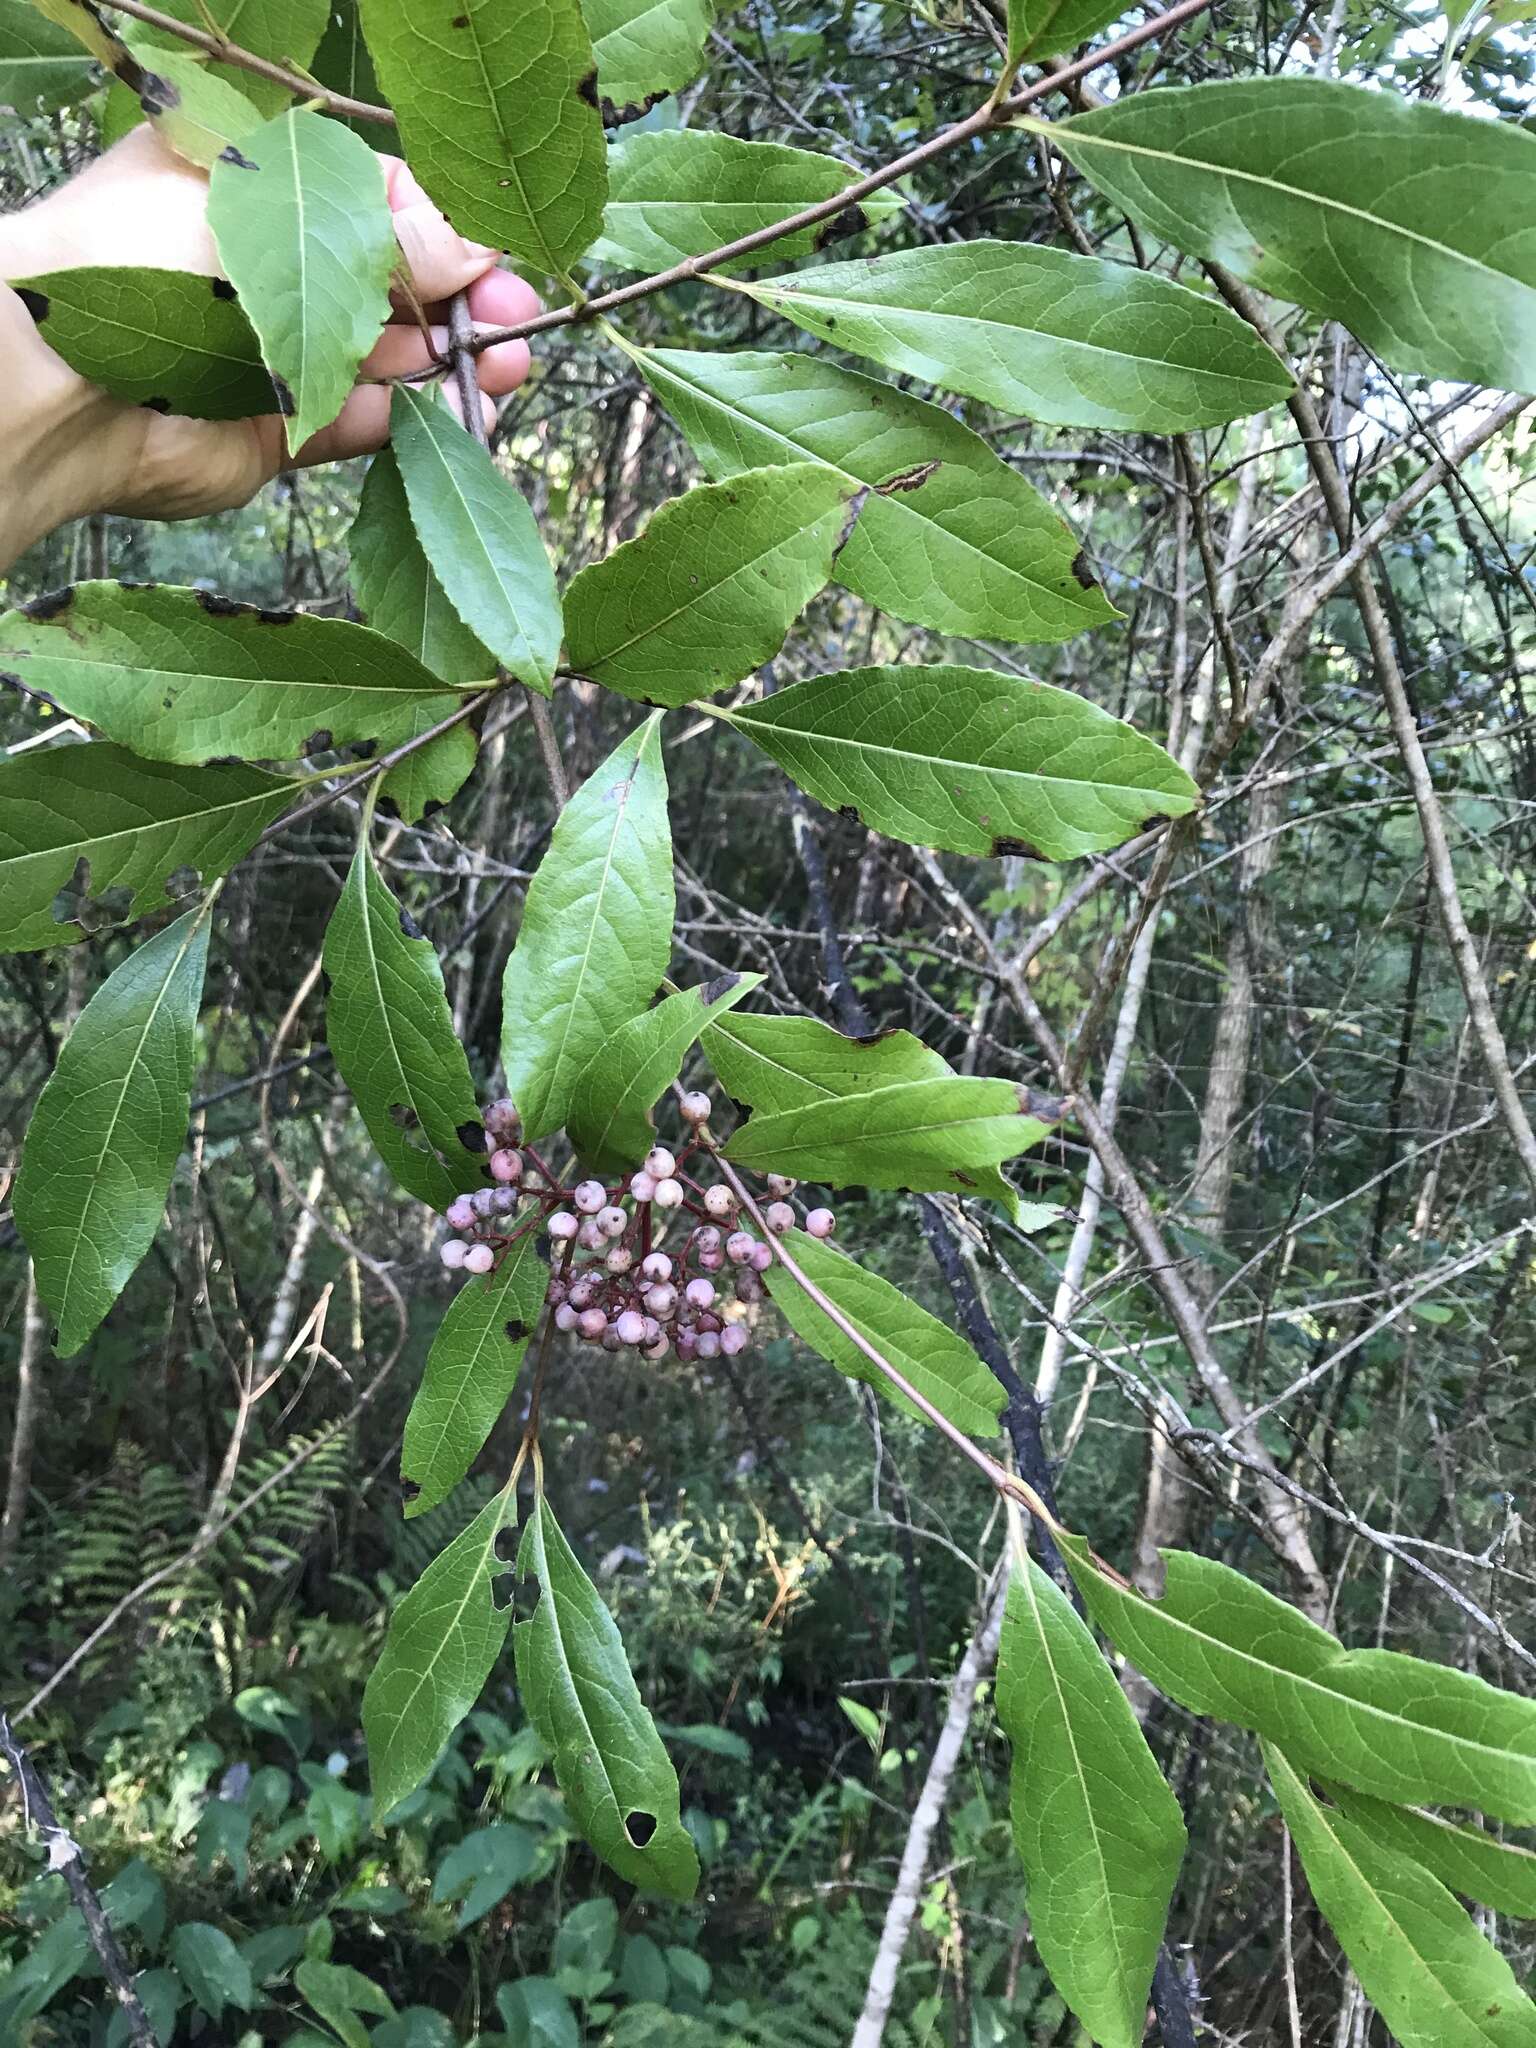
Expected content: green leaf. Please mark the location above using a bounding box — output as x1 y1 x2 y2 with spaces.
121 36 268 169
0 743 291 955
593 129 899 273
127 0 327 113
584 0 710 106
0 0 97 112
363 1484 517 1817
323 829 484 1208
703 1009 1030 1219
722 663 1198 861
10 266 275 419
514 1492 700 1899
1006 0 1129 60
554 1895 619 1973
997 1548 1186 2048
566 971 761 1171
565 464 853 707
500 714 674 1143
358 0 606 274
377 702 479 827
1047 79 1536 394
764 1230 1004 1437
15 904 212 1355
726 1068 1049 1200
0 583 462 764
207 107 395 450
169 1921 254 2022
105 1971 179 2048
402 1230 548 1518
312 0 387 144
351 450 498 686
1323 1784 1536 1922
295 1959 396 2048
497 1978 579 2048
1060 1536 1536 1825
432 1823 539 1929
733 242 1292 431
1266 1745 1536 2048
390 385 563 691
639 349 1118 645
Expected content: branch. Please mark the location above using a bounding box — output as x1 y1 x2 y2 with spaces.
103 0 391 122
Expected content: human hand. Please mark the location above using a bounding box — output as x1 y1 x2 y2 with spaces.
0 126 539 564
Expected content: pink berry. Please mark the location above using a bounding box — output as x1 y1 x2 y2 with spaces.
463 1244 495 1275
644 1283 677 1318
703 1185 735 1220
489 1149 523 1185
601 1324 624 1353
675 1331 699 1362
642 1334 670 1361
491 1187 518 1215
685 1278 715 1310
446 1196 476 1231
578 1308 607 1341
577 1219 606 1251
629 1170 656 1203
471 1188 497 1219
640 1252 672 1283
615 1310 646 1346
766 1175 797 1199
725 1231 756 1264
750 1242 773 1273
554 1302 578 1332
653 1177 684 1209
599 1205 627 1238
680 1091 710 1124
641 1315 661 1345
574 1179 606 1214
765 1202 794 1236
568 1275 598 1310
805 1207 836 1239
484 1097 521 1142
548 1210 579 1241
645 1145 676 1180
697 1311 722 1334
720 1325 748 1356
696 1330 721 1359
698 1249 725 1273
694 1226 722 1255
440 1239 469 1269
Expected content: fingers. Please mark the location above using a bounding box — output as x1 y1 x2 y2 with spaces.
291 374 498 469
359 322 532 397
384 157 503 304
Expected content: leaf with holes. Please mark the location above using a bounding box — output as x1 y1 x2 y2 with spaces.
208 107 395 450
0 1 97 113
1061 1535 1536 1824
359 0 606 272
10 268 275 419
324 831 484 1208
722 664 1198 860
500 714 673 1143
563 464 855 706
583 0 711 106
0 583 462 763
566 973 761 1172
640 348 1117 645
364 1485 517 1816
701 1009 1031 1217
0 744 292 955
733 242 1292 431
997 1548 1186 2048
402 1232 548 1520
390 385 563 690
514 1493 699 1899
15 903 212 1355
764 1230 1004 1437
1266 1745 1536 2048
1046 79 1536 394
593 130 900 273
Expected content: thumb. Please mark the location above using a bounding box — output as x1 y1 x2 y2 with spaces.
385 158 502 304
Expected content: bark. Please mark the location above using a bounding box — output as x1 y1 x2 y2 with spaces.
0 1265 46 1575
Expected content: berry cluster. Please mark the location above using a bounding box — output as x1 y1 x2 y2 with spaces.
437 1092 835 1362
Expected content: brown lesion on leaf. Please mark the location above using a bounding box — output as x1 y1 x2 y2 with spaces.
1070 549 1102 591
838 804 863 825
51 856 133 937
387 1103 432 1154
270 375 296 418
876 461 940 497
990 836 1042 860
194 590 245 617
23 587 75 622
576 66 600 107
853 1027 898 1047
399 1477 422 1503
398 904 425 941
217 144 259 171
134 68 180 117
457 1121 488 1153
814 202 870 252
16 287 48 323
699 972 741 1005
210 276 237 301
302 729 335 759
1016 1084 1066 1125
504 1318 530 1343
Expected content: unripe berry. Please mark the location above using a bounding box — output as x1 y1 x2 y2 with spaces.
725 1231 756 1264
463 1244 495 1275
645 1145 676 1180
547 1210 579 1241
644 1283 677 1318
694 1226 722 1256
642 1334 670 1361
629 1170 657 1203
599 1205 627 1239
615 1309 646 1346
696 1330 721 1360
574 1179 606 1214
446 1196 476 1231
554 1302 578 1332
720 1324 748 1356
640 1252 672 1283
680 1091 711 1124
685 1277 715 1311
578 1308 607 1341
605 1246 633 1275
577 1219 606 1251
484 1097 521 1142
653 1177 684 1209
698 1248 725 1273
750 1242 773 1273
471 1188 498 1219
765 1201 794 1236
489 1148 523 1185
703 1185 735 1220
491 1187 518 1215
766 1175 797 1199
440 1238 470 1269
805 1207 836 1239
601 1323 624 1353
735 1270 763 1304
